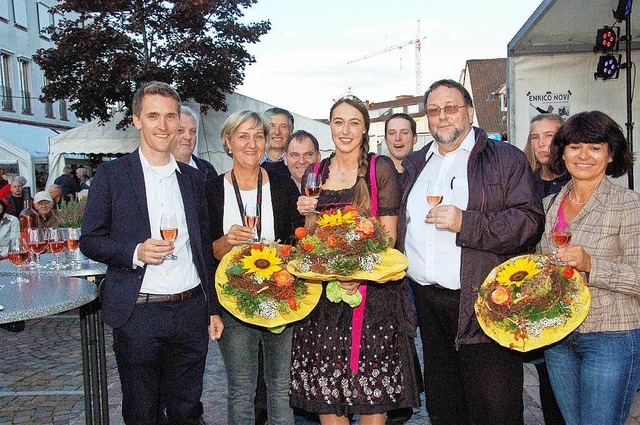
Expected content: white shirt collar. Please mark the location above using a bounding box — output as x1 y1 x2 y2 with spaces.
138 148 181 178
427 128 476 159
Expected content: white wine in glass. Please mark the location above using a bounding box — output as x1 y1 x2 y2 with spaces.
160 213 178 260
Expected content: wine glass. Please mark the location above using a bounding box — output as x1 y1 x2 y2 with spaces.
27 228 46 270
426 180 444 207
243 203 260 242
160 213 178 260
8 237 29 283
549 217 572 264
64 227 81 265
46 228 66 269
304 173 322 213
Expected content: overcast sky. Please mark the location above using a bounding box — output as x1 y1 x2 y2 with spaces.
235 0 544 119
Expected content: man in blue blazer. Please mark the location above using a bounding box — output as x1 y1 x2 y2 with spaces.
81 81 223 424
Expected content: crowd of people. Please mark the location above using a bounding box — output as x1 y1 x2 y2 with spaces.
7 77 627 425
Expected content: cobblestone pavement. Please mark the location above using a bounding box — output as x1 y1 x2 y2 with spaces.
2 312 640 424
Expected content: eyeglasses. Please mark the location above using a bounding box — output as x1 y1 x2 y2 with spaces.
426 105 467 117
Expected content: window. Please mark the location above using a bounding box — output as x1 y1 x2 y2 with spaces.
0 53 12 110
0 0 9 21
43 76 53 118
19 58 30 113
59 99 68 120
37 2 53 37
12 0 27 28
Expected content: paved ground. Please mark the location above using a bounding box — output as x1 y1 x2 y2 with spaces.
2 311 640 424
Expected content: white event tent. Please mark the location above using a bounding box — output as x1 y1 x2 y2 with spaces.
46 92 332 186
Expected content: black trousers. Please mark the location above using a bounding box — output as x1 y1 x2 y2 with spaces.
409 279 524 425
112 293 209 425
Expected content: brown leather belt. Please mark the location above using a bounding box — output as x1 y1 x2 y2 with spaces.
136 286 202 304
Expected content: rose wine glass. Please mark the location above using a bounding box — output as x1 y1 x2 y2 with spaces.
550 217 572 264
304 172 322 213
27 228 46 270
426 180 444 207
160 213 178 260
8 237 29 283
243 203 260 242
46 228 66 269
64 228 81 265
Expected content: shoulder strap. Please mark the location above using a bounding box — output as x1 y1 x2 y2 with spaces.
313 161 321 174
369 154 378 217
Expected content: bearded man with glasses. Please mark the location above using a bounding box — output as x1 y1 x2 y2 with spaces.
396 79 545 425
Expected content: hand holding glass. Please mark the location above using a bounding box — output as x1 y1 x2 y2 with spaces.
243 204 259 242
550 218 572 264
160 213 178 260
304 173 322 213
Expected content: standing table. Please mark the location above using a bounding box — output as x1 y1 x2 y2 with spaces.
0 256 109 424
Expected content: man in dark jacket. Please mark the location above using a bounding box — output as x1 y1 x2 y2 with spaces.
171 105 218 181
398 79 544 425
54 166 79 202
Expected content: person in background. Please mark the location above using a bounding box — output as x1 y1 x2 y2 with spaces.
524 113 569 197
538 111 640 425
5 177 27 218
261 107 294 166
522 113 567 425
292 95 422 423
49 184 65 211
0 169 8 188
0 197 24 333
385 113 418 177
76 167 90 190
384 115 421 424
33 191 59 230
265 130 321 193
398 79 544 425
171 105 218 180
54 166 79 202
206 110 302 425
81 81 223 424
0 199 19 258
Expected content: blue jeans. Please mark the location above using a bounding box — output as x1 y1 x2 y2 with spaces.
545 329 640 425
218 311 294 425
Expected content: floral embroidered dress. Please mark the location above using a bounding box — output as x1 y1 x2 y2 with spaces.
289 154 422 415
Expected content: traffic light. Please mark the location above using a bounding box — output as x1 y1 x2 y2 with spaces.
594 26 619 53
594 55 622 80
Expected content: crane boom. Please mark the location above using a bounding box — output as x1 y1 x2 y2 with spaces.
346 38 422 64
346 21 425 95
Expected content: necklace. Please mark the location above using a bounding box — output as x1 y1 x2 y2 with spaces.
336 163 358 182
568 188 589 205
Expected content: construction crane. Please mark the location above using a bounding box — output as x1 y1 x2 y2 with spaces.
347 20 425 95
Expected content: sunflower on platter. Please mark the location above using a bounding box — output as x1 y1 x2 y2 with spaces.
288 206 406 279
475 254 590 352
215 241 322 332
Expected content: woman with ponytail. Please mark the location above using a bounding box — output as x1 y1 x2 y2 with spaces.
290 96 421 424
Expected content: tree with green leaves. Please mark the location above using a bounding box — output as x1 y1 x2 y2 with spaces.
34 0 270 128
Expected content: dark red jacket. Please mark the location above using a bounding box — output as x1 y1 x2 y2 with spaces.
397 128 545 345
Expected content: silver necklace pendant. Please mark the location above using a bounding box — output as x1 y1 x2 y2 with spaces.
338 173 346 183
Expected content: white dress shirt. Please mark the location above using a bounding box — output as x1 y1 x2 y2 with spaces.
135 149 200 294
405 129 475 289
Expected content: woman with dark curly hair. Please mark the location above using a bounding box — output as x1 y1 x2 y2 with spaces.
537 110 639 425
